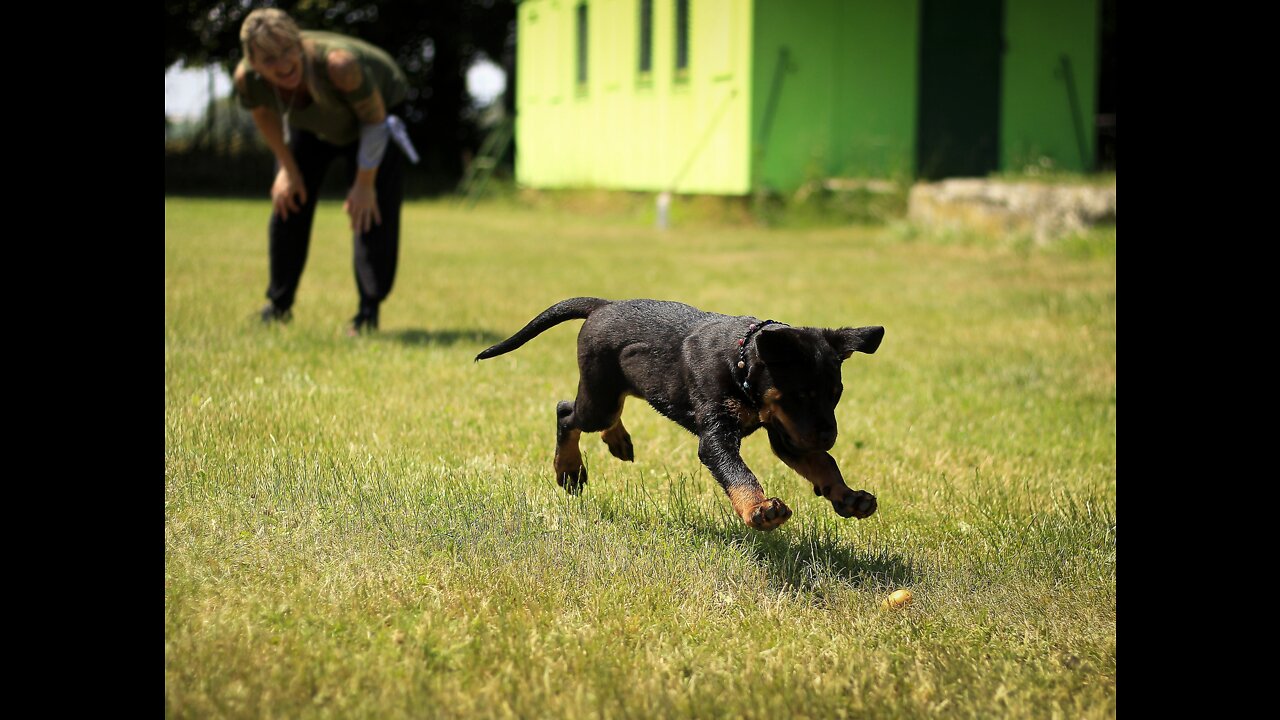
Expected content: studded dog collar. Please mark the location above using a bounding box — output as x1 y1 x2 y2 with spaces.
732 319 785 408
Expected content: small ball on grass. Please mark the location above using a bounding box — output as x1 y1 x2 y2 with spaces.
881 589 913 610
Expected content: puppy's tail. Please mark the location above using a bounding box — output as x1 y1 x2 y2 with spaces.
475 297 611 361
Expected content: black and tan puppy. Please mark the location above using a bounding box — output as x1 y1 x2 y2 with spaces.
477 298 884 531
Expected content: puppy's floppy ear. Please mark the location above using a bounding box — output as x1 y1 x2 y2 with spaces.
824 326 885 359
755 326 808 366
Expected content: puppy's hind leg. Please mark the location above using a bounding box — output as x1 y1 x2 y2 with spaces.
554 369 627 494
554 400 587 494
600 396 634 462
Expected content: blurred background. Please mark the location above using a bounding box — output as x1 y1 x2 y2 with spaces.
165 0 1115 216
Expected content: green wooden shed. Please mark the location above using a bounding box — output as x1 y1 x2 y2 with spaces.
515 0 1103 194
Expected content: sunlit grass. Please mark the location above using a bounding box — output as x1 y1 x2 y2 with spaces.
165 197 1115 718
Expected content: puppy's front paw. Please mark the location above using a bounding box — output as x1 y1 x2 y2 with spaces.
831 488 876 519
745 497 793 531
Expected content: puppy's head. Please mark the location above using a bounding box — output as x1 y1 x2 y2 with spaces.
753 325 884 453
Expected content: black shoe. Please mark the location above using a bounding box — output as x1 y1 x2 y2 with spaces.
260 304 292 324
345 311 378 336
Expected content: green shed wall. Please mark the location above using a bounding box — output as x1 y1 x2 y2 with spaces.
516 0 1100 192
751 0 918 191
516 0 753 193
1000 0 1098 172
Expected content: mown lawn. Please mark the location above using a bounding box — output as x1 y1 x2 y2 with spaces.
165 197 1116 718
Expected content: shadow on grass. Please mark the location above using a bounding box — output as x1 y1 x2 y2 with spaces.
592 482 918 594
738 526 918 593
696 516 918 593
386 328 505 349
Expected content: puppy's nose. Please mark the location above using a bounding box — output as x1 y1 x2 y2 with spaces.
816 429 838 448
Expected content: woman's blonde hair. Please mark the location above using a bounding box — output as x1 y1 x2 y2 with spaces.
240 8 323 101
240 8 302 63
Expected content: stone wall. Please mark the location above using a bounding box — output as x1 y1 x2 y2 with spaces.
908 180 1116 243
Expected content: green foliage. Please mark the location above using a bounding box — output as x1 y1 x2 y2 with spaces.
166 198 1116 718
754 184 909 229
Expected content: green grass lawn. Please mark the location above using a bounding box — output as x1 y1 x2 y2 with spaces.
165 197 1116 718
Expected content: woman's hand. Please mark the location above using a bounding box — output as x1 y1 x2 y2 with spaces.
344 183 381 233
271 167 307 219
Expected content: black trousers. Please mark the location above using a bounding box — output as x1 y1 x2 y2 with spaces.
266 128 403 319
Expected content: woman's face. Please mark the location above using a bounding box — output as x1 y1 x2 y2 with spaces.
251 42 303 90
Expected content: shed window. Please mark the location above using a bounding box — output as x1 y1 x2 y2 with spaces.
576 2 588 86
639 0 653 75
675 0 690 76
